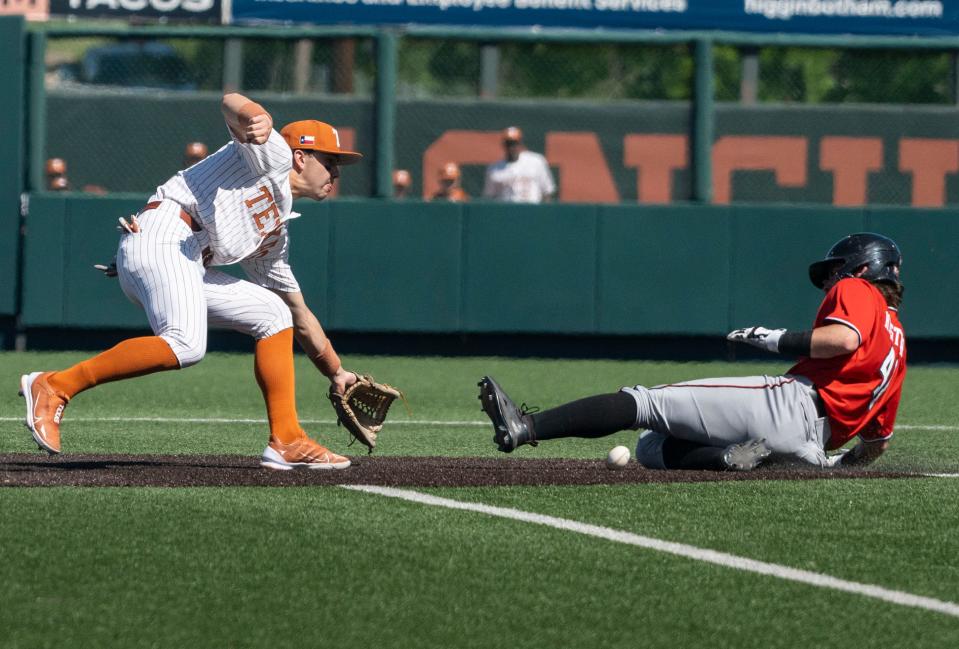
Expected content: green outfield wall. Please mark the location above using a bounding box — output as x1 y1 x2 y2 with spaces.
0 17 26 323
45 93 959 207
20 195 957 339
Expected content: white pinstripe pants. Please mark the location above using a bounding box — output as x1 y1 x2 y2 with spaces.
115 202 293 367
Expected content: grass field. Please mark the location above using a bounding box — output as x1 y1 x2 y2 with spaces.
2 351 958 648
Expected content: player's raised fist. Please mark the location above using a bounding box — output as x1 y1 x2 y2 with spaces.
244 113 273 145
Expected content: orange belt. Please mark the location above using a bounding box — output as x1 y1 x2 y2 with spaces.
139 200 202 232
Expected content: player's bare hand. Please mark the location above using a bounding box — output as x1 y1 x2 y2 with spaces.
727 326 785 353
329 368 358 396
117 215 140 234
244 113 273 144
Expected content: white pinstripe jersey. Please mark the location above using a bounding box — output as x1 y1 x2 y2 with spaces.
149 127 300 292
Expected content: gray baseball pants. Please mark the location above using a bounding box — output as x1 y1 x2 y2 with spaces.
623 374 830 469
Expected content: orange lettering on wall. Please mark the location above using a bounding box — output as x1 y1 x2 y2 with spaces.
899 138 959 207
545 133 619 203
712 136 807 204
820 137 883 206
623 134 687 204
422 131 504 199
329 127 355 198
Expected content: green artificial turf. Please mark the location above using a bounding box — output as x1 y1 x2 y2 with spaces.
2 352 958 647
1 485 958 649
2 352 957 471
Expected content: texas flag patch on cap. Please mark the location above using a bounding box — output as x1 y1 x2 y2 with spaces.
299 135 316 145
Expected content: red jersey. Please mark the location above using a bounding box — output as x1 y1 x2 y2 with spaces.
789 278 906 450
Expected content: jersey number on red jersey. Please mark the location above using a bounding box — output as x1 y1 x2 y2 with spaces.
868 311 905 411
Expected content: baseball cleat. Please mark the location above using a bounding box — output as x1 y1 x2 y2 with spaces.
20 371 69 455
722 438 772 471
477 376 537 453
260 436 351 470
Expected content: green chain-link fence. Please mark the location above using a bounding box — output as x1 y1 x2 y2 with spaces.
32 25 959 206
40 31 378 197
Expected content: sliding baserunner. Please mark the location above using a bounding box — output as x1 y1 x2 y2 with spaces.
479 233 906 471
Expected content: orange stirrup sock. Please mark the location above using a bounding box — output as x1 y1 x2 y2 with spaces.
254 328 302 445
47 336 180 399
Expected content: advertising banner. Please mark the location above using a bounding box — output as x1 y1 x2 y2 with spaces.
230 0 958 36
49 0 221 21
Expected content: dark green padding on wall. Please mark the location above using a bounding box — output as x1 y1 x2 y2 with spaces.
326 200 463 332
19 195 955 339
597 205 731 335
728 206 866 331
464 203 599 333
0 16 26 318
22 195 146 328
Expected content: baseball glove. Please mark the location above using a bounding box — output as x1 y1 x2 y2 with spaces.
328 375 403 453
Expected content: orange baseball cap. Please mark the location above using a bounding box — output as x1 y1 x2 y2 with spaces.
280 120 363 165
439 162 461 181
502 126 523 142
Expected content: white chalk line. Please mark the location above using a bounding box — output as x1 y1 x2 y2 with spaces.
343 484 959 619
0 416 954 431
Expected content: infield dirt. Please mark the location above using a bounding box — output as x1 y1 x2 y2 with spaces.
0 454 918 488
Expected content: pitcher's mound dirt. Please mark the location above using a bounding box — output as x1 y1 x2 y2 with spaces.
0 453 916 488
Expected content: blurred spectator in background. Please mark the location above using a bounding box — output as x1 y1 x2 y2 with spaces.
82 183 109 195
46 158 69 191
184 141 209 167
431 162 469 202
483 126 555 204
45 157 108 194
393 169 412 199
49 176 70 191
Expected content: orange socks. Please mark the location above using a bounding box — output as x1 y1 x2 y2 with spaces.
47 336 180 399
46 330 302 445
254 328 302 445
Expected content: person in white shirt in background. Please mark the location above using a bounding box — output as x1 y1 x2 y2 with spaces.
482 126 556 204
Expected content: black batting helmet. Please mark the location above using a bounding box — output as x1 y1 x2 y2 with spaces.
808 233 902 289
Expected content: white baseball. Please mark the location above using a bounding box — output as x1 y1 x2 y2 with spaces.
605 445 630 470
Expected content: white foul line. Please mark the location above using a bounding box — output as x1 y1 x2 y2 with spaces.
343 484 959 619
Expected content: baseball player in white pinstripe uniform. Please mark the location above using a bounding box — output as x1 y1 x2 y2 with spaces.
20 93 361 470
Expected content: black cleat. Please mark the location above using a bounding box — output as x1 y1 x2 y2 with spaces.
722 438 772 471
477 376 537 453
